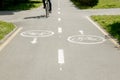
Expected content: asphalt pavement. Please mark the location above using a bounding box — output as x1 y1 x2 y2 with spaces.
0 0 120 80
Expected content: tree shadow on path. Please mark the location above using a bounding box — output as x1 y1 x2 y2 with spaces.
108 22 120 42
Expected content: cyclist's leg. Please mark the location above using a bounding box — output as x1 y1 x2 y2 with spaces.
42 0 46 8
48 0 52 12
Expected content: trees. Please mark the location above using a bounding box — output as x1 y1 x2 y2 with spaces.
71 0 99 7
13 0 29 4
79 0 99 6
0 0 30 10
0 0 5 9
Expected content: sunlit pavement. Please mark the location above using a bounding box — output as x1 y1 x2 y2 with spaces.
0 0 120 80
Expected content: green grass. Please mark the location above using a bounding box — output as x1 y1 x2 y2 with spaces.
91 15 120 42
0 21 15 40
93 0 120 9
2 0 42 10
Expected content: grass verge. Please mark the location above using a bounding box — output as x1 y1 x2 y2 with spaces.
91 15 120 42
93 0 120 9
0 21 15 40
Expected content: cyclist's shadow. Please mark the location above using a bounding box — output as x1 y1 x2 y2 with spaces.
24 15 46 19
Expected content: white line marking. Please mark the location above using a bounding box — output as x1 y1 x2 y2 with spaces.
79 30 84 35
31 37 37 44
0 27 23 52
58 49 64 64
21 30 54 37
86 16 108 35
86 16 119 47
58 18 61 21
58 11 61 14
58 27 62 33
68 35 106 44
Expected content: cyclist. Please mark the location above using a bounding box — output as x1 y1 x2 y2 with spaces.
42 0 52 13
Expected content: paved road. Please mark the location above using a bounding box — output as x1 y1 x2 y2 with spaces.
0 0 120 80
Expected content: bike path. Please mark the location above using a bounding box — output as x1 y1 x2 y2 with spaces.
0 0 120 80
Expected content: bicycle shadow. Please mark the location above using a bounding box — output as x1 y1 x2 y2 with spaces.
24 15 47 19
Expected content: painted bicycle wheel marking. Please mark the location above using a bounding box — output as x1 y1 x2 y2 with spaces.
21 30 54 37
68 35 106 44
21 30 54 44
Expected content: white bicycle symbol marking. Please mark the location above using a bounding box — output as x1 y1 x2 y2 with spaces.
21 30 54 37
20 30 106 44
68 35 106 44
20 30 54 44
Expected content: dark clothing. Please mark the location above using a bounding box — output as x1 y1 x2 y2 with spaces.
42 0 52 11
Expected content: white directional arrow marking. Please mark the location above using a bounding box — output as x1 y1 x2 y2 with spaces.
79 30 84 35
31 37 37 44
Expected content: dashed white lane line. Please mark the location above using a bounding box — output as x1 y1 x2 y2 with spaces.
58 11 61 14
58 27 62 33
58 49 64 64
0 27 23 52
58 18 61 21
